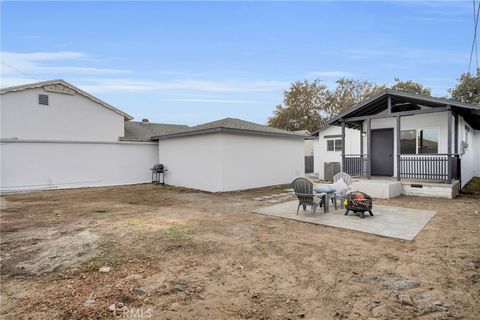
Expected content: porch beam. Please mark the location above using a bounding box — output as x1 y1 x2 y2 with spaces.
343 105 449 123
366 118 371 179
447 106 452 184
341 120 346 172
396 115 401 181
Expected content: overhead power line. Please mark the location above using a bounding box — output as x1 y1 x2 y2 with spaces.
0 60 40 82
468 0 480 74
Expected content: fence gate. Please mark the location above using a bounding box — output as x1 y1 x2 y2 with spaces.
305 156 314 173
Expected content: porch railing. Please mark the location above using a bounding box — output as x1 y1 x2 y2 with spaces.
342 153 460 183
343 154 368 177
399 154 460 181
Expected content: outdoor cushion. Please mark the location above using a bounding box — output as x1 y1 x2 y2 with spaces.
314 186 336 194
330 178 348 195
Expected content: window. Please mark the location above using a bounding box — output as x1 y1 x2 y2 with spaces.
418 128 438 154
400 130 416 154
400 128 439 155
38 94 49 105
334 139 342 151
327 140 334 151
327 139 342 152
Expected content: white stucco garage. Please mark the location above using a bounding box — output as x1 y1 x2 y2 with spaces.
154 118 305 192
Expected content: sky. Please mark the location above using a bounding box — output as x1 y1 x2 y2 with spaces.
0 1 476 125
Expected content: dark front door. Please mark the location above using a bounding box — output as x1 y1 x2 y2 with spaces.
371 128 394 176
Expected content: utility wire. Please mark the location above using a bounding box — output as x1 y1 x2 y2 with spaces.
468 0 480 74
0 60 41 82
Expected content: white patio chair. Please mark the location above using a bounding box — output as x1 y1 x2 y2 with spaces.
331 172 352 209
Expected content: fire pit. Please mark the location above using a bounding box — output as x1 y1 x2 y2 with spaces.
343 191 373 219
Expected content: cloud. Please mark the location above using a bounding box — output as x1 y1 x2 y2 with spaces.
170 98 259 104
78 79 288 93
0 51 131 75
308 71 354 78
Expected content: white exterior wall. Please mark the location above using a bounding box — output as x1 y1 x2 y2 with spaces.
1 87 125 142
304 139 314 156
476 130 480 177
1 141 158 192
157 133 304 192
221 134 304 191
458 116 479 188
314 126 360 180
157 134 224 192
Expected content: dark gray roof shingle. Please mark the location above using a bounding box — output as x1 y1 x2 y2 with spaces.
121 121 189 141
151 118 306 140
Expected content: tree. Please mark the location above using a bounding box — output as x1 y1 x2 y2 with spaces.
267 80 328 132
267 78 384 132
448 68 480 104
324 78 385 117
390 78 432 96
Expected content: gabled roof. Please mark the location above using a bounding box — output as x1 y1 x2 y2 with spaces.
152 117 307 140
310 125 330 136
328 89 480 129
121 121 189 141
0 79 133 120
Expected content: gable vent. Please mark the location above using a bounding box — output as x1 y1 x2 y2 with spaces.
38 94 49 105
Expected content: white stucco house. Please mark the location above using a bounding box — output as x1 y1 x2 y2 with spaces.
312 125 360 180
313 90 480 198
0 80 305 193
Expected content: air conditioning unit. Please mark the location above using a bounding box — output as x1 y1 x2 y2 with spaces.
324 162 341 181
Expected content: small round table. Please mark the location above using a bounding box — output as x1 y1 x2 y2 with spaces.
314 186 337 213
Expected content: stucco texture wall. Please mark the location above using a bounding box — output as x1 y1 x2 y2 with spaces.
221 134 304 191
157 133 304 192
1 87 125 142
1 142 158 192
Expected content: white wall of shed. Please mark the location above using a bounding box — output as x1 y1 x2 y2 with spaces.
1 87 125 142
1 141 158 192
157 134 224 192
157 133 304 192
221 134 304 191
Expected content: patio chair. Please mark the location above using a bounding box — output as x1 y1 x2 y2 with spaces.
331 172 352 209
292 177 324 215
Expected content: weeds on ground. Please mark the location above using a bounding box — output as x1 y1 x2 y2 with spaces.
462 177 480 196
83 252 122 272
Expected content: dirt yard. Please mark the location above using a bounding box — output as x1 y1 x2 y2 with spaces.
1 184 479 319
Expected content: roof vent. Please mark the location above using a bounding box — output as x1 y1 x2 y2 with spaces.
142 118 149 123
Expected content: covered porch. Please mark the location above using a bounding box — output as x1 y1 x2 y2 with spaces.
329 90 480 189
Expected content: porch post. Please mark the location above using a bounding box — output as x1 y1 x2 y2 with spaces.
359 123 363 155
447 106 452 184
454 111 458 154
387 95 392 113
341 120 346 172
366 118 371 179
396 115 401 181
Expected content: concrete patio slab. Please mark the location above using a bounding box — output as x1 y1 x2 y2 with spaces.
252 201 436 240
